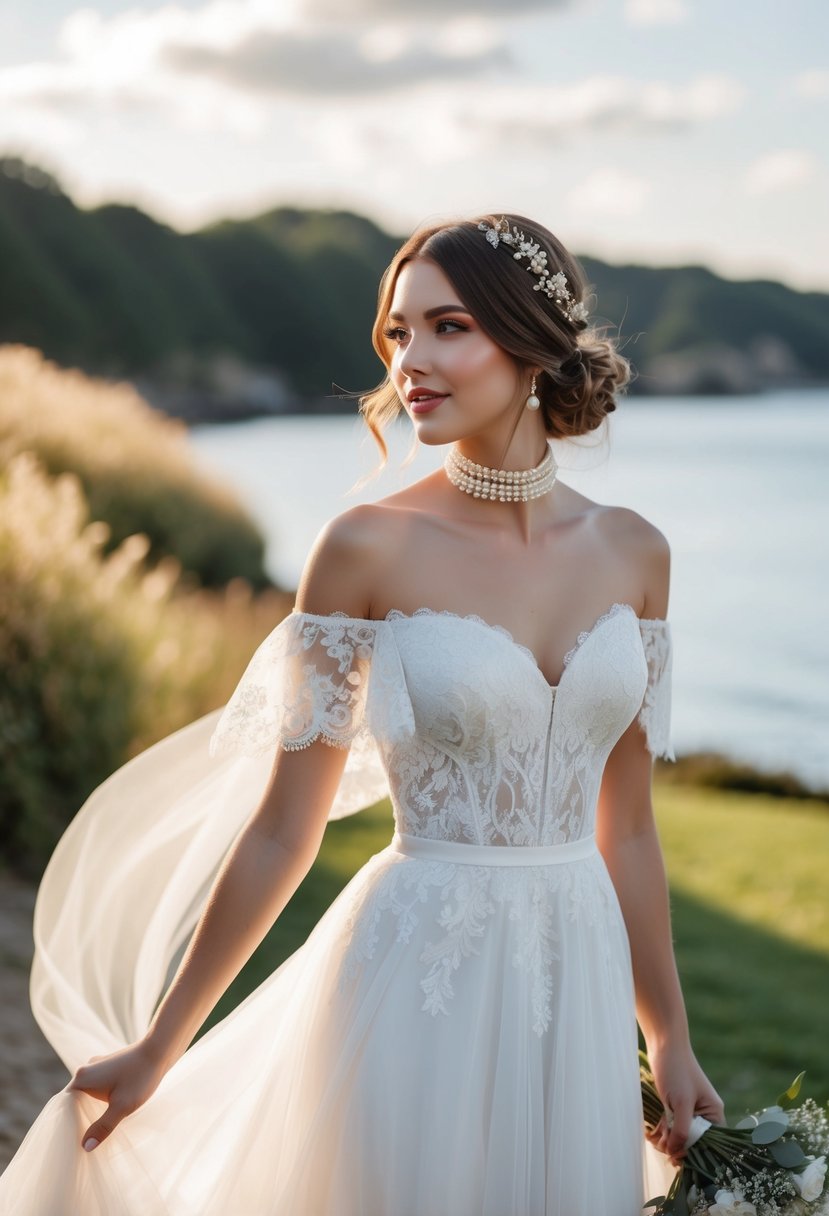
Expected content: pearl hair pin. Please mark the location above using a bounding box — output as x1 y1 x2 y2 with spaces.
477 218 589 326
444 444 557 502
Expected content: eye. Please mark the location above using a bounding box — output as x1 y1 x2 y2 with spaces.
381 319 468 344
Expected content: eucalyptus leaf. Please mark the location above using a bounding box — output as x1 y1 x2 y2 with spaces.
735 1115 758 1129
751 1120 788 1144
758 1109 789 1127
770 1138 807 1167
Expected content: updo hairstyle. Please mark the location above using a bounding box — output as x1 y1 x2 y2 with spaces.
360 212 631 461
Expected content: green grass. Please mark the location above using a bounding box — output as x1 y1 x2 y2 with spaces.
654 785 829 1116
201 785 829 1117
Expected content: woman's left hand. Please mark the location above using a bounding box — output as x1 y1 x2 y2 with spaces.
646 1040 725 1165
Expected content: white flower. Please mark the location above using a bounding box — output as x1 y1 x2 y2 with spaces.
793 1155 827 1202
570 301 589 323
708 1190 757 1216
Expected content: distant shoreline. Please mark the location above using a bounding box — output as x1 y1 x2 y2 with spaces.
139 379 829 427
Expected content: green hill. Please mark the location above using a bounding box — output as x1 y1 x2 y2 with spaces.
1 156 827 415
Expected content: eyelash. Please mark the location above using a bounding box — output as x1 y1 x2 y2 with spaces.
382 319 467 343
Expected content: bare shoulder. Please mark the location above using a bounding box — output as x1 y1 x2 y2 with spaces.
294 503 404 618
595 504 671 618
598 504 670 556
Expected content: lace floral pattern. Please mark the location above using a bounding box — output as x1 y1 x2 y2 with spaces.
208 612 417 819
637 618 675 761
337 852 626 1037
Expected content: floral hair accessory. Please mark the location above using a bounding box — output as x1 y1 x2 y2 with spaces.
477 217 589 325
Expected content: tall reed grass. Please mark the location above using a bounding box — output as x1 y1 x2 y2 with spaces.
0 450 290 877
0 344 268 587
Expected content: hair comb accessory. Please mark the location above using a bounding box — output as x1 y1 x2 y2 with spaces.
477 218 589 325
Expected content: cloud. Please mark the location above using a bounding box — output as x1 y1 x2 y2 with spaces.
624 0 689 25
0 0 742 156
0 3 511 117
792 69 829 99
567 168 653 216
299 0 565 17
162 29 510 95
744 150 819 194
299 72 745 183
455 74 744 145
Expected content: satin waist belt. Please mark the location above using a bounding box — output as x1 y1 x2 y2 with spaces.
389 831 598 866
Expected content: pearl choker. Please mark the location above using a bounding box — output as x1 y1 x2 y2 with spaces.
444 444 558 502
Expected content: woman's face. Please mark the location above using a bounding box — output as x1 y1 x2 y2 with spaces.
384 258 525 445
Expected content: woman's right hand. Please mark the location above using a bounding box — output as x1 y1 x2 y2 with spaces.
66 1040 168 1152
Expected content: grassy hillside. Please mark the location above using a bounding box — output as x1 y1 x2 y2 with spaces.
1 157 827 407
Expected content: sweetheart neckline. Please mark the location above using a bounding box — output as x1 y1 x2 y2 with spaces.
382 601 639 693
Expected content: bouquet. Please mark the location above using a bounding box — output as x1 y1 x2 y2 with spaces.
641 1052 829 1215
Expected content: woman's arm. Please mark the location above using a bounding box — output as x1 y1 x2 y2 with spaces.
595 521 724 1163
69 509 385 1151
69 740 352 1150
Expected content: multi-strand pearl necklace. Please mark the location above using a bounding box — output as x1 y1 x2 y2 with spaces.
444 444 558 502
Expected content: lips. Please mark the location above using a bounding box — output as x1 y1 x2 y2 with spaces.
410 394 447 414
407 388 449 414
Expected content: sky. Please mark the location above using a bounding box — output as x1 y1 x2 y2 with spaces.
0 0 827 291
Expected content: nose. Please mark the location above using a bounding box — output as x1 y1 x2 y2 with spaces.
397 332 431 379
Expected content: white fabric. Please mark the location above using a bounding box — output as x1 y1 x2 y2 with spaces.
0 602 677 1215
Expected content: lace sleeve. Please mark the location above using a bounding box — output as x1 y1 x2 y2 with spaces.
209 611 414 759
208 612 415 819
637 618 676 762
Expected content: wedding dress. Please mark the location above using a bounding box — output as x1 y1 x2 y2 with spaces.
0 600 678 1215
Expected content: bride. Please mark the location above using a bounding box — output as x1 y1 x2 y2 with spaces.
0 212 723 1215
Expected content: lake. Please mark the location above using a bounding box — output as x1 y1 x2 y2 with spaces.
190 390 829 790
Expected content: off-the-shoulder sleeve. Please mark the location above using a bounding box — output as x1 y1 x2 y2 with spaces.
209 611 415 760
637 618 676 762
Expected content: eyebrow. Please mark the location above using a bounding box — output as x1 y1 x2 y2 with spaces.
387 304 472 322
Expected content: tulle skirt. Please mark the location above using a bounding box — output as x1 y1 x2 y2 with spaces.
0 711 674 1214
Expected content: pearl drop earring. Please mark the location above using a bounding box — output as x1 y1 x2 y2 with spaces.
526 374 540 411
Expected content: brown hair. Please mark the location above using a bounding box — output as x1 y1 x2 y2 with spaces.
359 212 632 462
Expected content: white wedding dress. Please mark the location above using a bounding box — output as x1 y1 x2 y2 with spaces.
0 601 677 1215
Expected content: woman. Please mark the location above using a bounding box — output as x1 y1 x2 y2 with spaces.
0 213 723 1214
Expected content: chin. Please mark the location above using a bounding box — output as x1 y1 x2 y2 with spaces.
409 417 461 447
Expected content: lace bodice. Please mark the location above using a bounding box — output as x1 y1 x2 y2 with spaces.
210 602 674 846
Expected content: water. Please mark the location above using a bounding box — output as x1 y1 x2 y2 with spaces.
190 390 829 790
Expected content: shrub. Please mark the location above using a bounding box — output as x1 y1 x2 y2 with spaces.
0 452 290 877
0 344 269 587
656 751 829 804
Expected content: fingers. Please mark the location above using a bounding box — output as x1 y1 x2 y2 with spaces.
82 1097 136 1152
67 1063 110 1102
648 1111 673 1157
701 1089 725 1125
82 1110 116 1153
66 1060 134 1151
664 1096 693 1161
